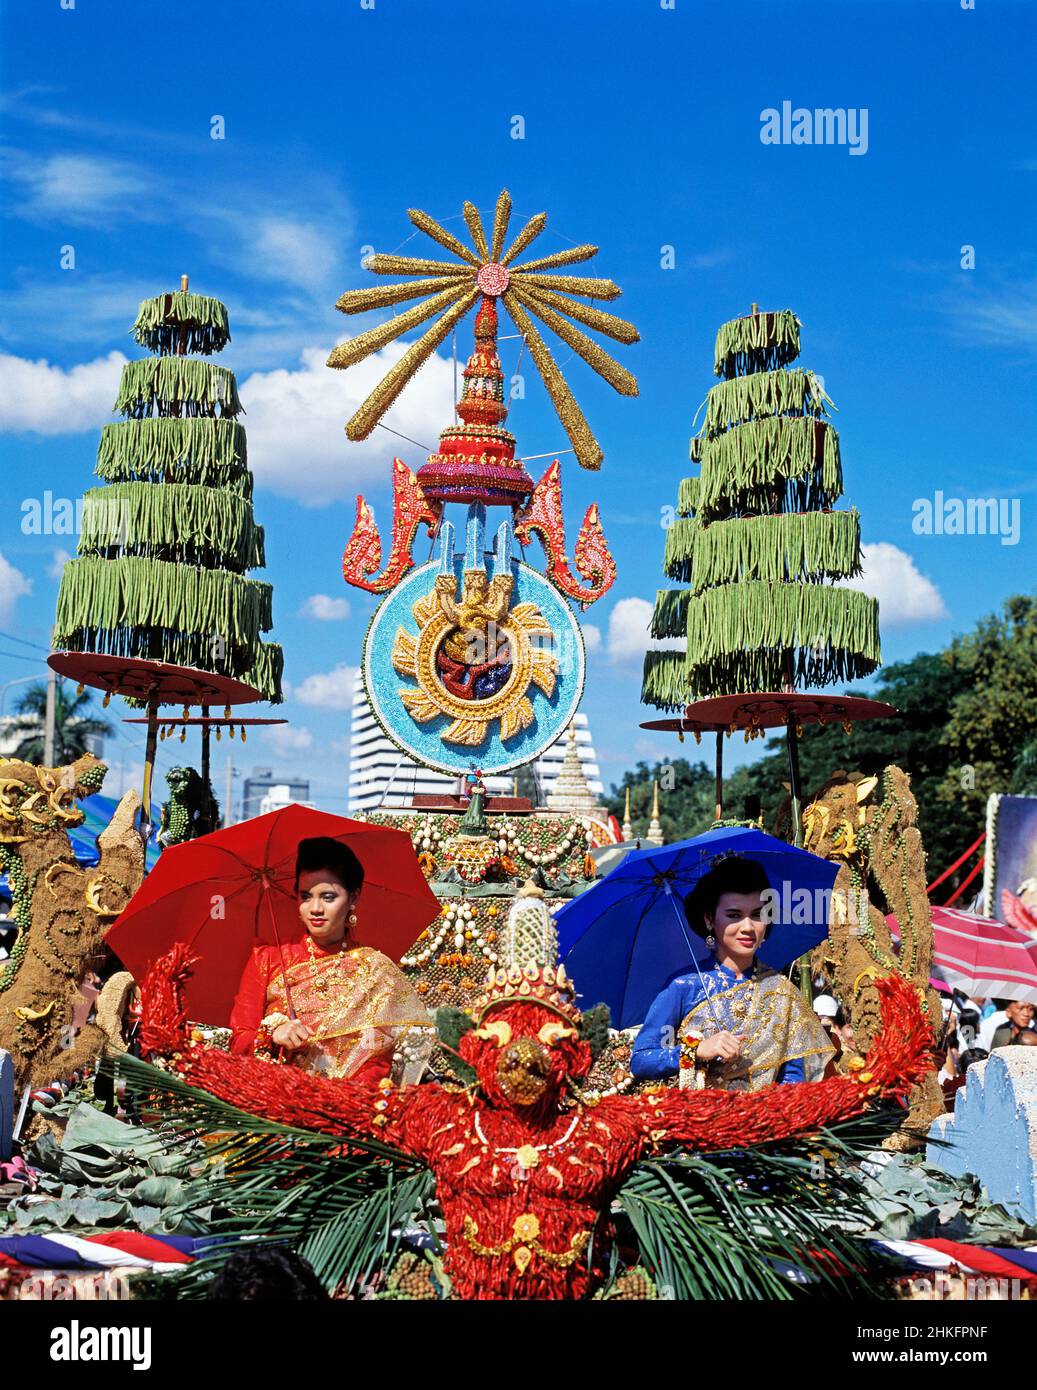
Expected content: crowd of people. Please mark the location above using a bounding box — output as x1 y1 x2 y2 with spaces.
810 988 1037 1108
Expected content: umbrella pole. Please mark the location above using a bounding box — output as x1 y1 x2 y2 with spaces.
200 705 210 794
785 710 813 1003
663 881 724 1034
262 882 298 1020
714 733 724 823
140 692 159 842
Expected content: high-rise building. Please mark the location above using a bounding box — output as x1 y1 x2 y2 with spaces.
348 670 604 815
241 767 311 821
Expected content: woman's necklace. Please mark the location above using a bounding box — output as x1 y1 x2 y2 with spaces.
307 934 346 997
472 1111 582 1179
724 961 761 1030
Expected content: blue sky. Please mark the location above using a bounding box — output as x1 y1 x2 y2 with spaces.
1 0 1034 814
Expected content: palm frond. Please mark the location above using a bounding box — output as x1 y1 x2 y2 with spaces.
616 1108 903 1301
112 1055 433 1298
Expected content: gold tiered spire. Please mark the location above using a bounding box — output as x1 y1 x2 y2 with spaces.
327 190 639 471
646 781 665 846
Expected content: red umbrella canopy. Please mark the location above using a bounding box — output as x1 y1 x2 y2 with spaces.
888 906 1037 1003
105 803 440 1026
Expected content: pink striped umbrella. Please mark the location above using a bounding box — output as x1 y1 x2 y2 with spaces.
887 907 1037 1003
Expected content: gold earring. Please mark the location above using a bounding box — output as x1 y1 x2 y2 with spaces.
348 911 358 926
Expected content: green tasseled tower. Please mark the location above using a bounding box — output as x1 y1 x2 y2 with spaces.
642 308 879 710
53 283 283 702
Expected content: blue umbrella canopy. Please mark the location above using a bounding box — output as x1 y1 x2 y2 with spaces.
554 826 838 1029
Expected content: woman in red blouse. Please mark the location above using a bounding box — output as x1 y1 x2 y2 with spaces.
229 836 429 1083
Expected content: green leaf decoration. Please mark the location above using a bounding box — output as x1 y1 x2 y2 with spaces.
133 291 231 356
713 309 801 378
702 368 832 438
642 650 688 711
695 417 842 517
650 587 690 640
95 419 251 495
691 510 862 593
642 309 877 711
51 287 281 701
684 582 880 695
78 483 265 572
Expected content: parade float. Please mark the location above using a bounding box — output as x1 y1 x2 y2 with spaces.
0 221 971 1302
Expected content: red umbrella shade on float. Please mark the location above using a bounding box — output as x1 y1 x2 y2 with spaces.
105 803 440 1027
887 907 1037 1003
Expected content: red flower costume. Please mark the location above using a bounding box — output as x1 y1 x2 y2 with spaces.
140 945 931 1301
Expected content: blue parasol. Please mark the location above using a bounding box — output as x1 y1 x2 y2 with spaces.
554 825 838 1029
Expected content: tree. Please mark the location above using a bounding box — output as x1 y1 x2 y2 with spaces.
606 758 718 842
8 679 114 764
939 593 1037 821
51 285 282 700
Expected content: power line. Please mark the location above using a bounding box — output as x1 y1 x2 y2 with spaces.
0 631 49 653
0 650 45 664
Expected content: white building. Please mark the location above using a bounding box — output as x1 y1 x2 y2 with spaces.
348 669 604 813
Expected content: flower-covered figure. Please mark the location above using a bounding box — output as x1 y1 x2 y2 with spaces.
140 886 930 1300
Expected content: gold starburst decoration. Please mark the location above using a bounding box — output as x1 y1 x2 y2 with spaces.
327 190 639 471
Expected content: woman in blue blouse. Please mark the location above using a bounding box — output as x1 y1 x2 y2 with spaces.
631 856 833 1091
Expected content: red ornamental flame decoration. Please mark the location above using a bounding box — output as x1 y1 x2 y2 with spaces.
341 458 441 594
513 461 617 609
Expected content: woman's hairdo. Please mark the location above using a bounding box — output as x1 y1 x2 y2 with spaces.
683 856 771 939
295 836 364 893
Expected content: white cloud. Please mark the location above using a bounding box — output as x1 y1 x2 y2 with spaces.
240 341 455 506
249 218 341 294
0 553 33 624
260 724 315 755
947 277 1037 350
580 622 602 654
294 663 358 710
606 596 682 663
48 547 72 580
301 593 351 621
0 351 125 434
841 541 948 627
8 152 156 225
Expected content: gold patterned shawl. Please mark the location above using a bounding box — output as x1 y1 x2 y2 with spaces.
265 945 430 1081
679 968 834 1092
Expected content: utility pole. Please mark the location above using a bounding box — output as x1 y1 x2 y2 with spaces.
43 666 58 766
224 750 235 827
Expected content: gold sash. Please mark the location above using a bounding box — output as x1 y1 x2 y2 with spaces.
265 946 429 1080
680 969 834 1092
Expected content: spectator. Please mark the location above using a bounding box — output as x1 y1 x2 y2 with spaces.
979 999 1009 1051
958 1047 988 1076
207 1246 329 1300
1015 1028 1037 1047
990 1000 1036 1049
813 995 839 1031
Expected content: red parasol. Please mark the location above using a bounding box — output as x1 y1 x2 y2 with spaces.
888 906 1037 1004
105 803 440 1027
